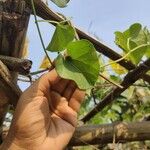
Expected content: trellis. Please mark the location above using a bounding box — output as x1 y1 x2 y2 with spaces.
0 0 150 148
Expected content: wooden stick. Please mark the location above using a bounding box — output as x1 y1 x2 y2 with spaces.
69 121 150 146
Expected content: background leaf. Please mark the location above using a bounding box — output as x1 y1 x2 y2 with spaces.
115 23 150 64
109 59 127 75
47 24 75 52
115 31 128 52
55 40 100 89
50 0 70 7
22 38 29 58
39 56 51 69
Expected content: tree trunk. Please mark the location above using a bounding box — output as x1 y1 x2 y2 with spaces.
0 0 30 137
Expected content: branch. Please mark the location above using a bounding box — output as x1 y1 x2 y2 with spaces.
25 0 150 85
82 58 150 122
0 0 30 129
0 61 22 107
0 55 32 75
69 121 150 146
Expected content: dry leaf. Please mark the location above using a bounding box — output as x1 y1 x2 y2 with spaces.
109 60 127 75
40 56 51 69
22 38 29 58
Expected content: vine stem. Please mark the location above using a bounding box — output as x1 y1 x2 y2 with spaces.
30 0 53 66
101 43 150 68
30 68 49 76
99 73 123 89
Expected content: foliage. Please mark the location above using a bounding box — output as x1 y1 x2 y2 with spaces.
47 24 75 52
25 2 150 149
39 20 150 128
55 40 100 89
50 0 70 7
47 23 100 89
115 23 150 64
80 83 150 124
109 59 127 75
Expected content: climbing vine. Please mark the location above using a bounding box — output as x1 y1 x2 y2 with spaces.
29 0 150 149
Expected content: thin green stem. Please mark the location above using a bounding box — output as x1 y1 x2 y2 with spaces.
101 43 150 68
30 68 49 76
70 21 80 40
30 0 53 66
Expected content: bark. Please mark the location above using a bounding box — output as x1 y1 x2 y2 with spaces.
0 0 30 58
69 121 150 146
0 61 22 107
0 0 30 134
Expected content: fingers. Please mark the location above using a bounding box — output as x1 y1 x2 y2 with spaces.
20 70 60 100
40 69 61 85
50 91 77 127
50 91 67 109
34 69 61 91
63 81 77 99
51 79 69 94
49 76 85 113
69 89 85 113
37 69 85 114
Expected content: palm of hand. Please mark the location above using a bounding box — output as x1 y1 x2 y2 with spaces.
6 70 85 150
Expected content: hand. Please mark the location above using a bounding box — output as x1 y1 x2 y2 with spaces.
1 69 85 150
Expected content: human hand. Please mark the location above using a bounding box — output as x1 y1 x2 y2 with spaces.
1 69 85 150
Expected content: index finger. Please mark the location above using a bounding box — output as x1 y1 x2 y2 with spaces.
35 69 61 94
68 89 85 112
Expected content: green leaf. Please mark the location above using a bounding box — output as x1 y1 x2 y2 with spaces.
143 28 150 57
145 45 150 57
110 75 122 82
47 24 75 52
129 23 142 38
130 24 146 45
55 40 100 89
109 59 127 75
115 31 128 52
111 104 122 113
50 0 70 7
115 23 150 64
128 41 147 64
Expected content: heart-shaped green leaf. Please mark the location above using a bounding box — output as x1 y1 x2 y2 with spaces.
47 24 75 52
55 39 100 89
50 0 70 8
